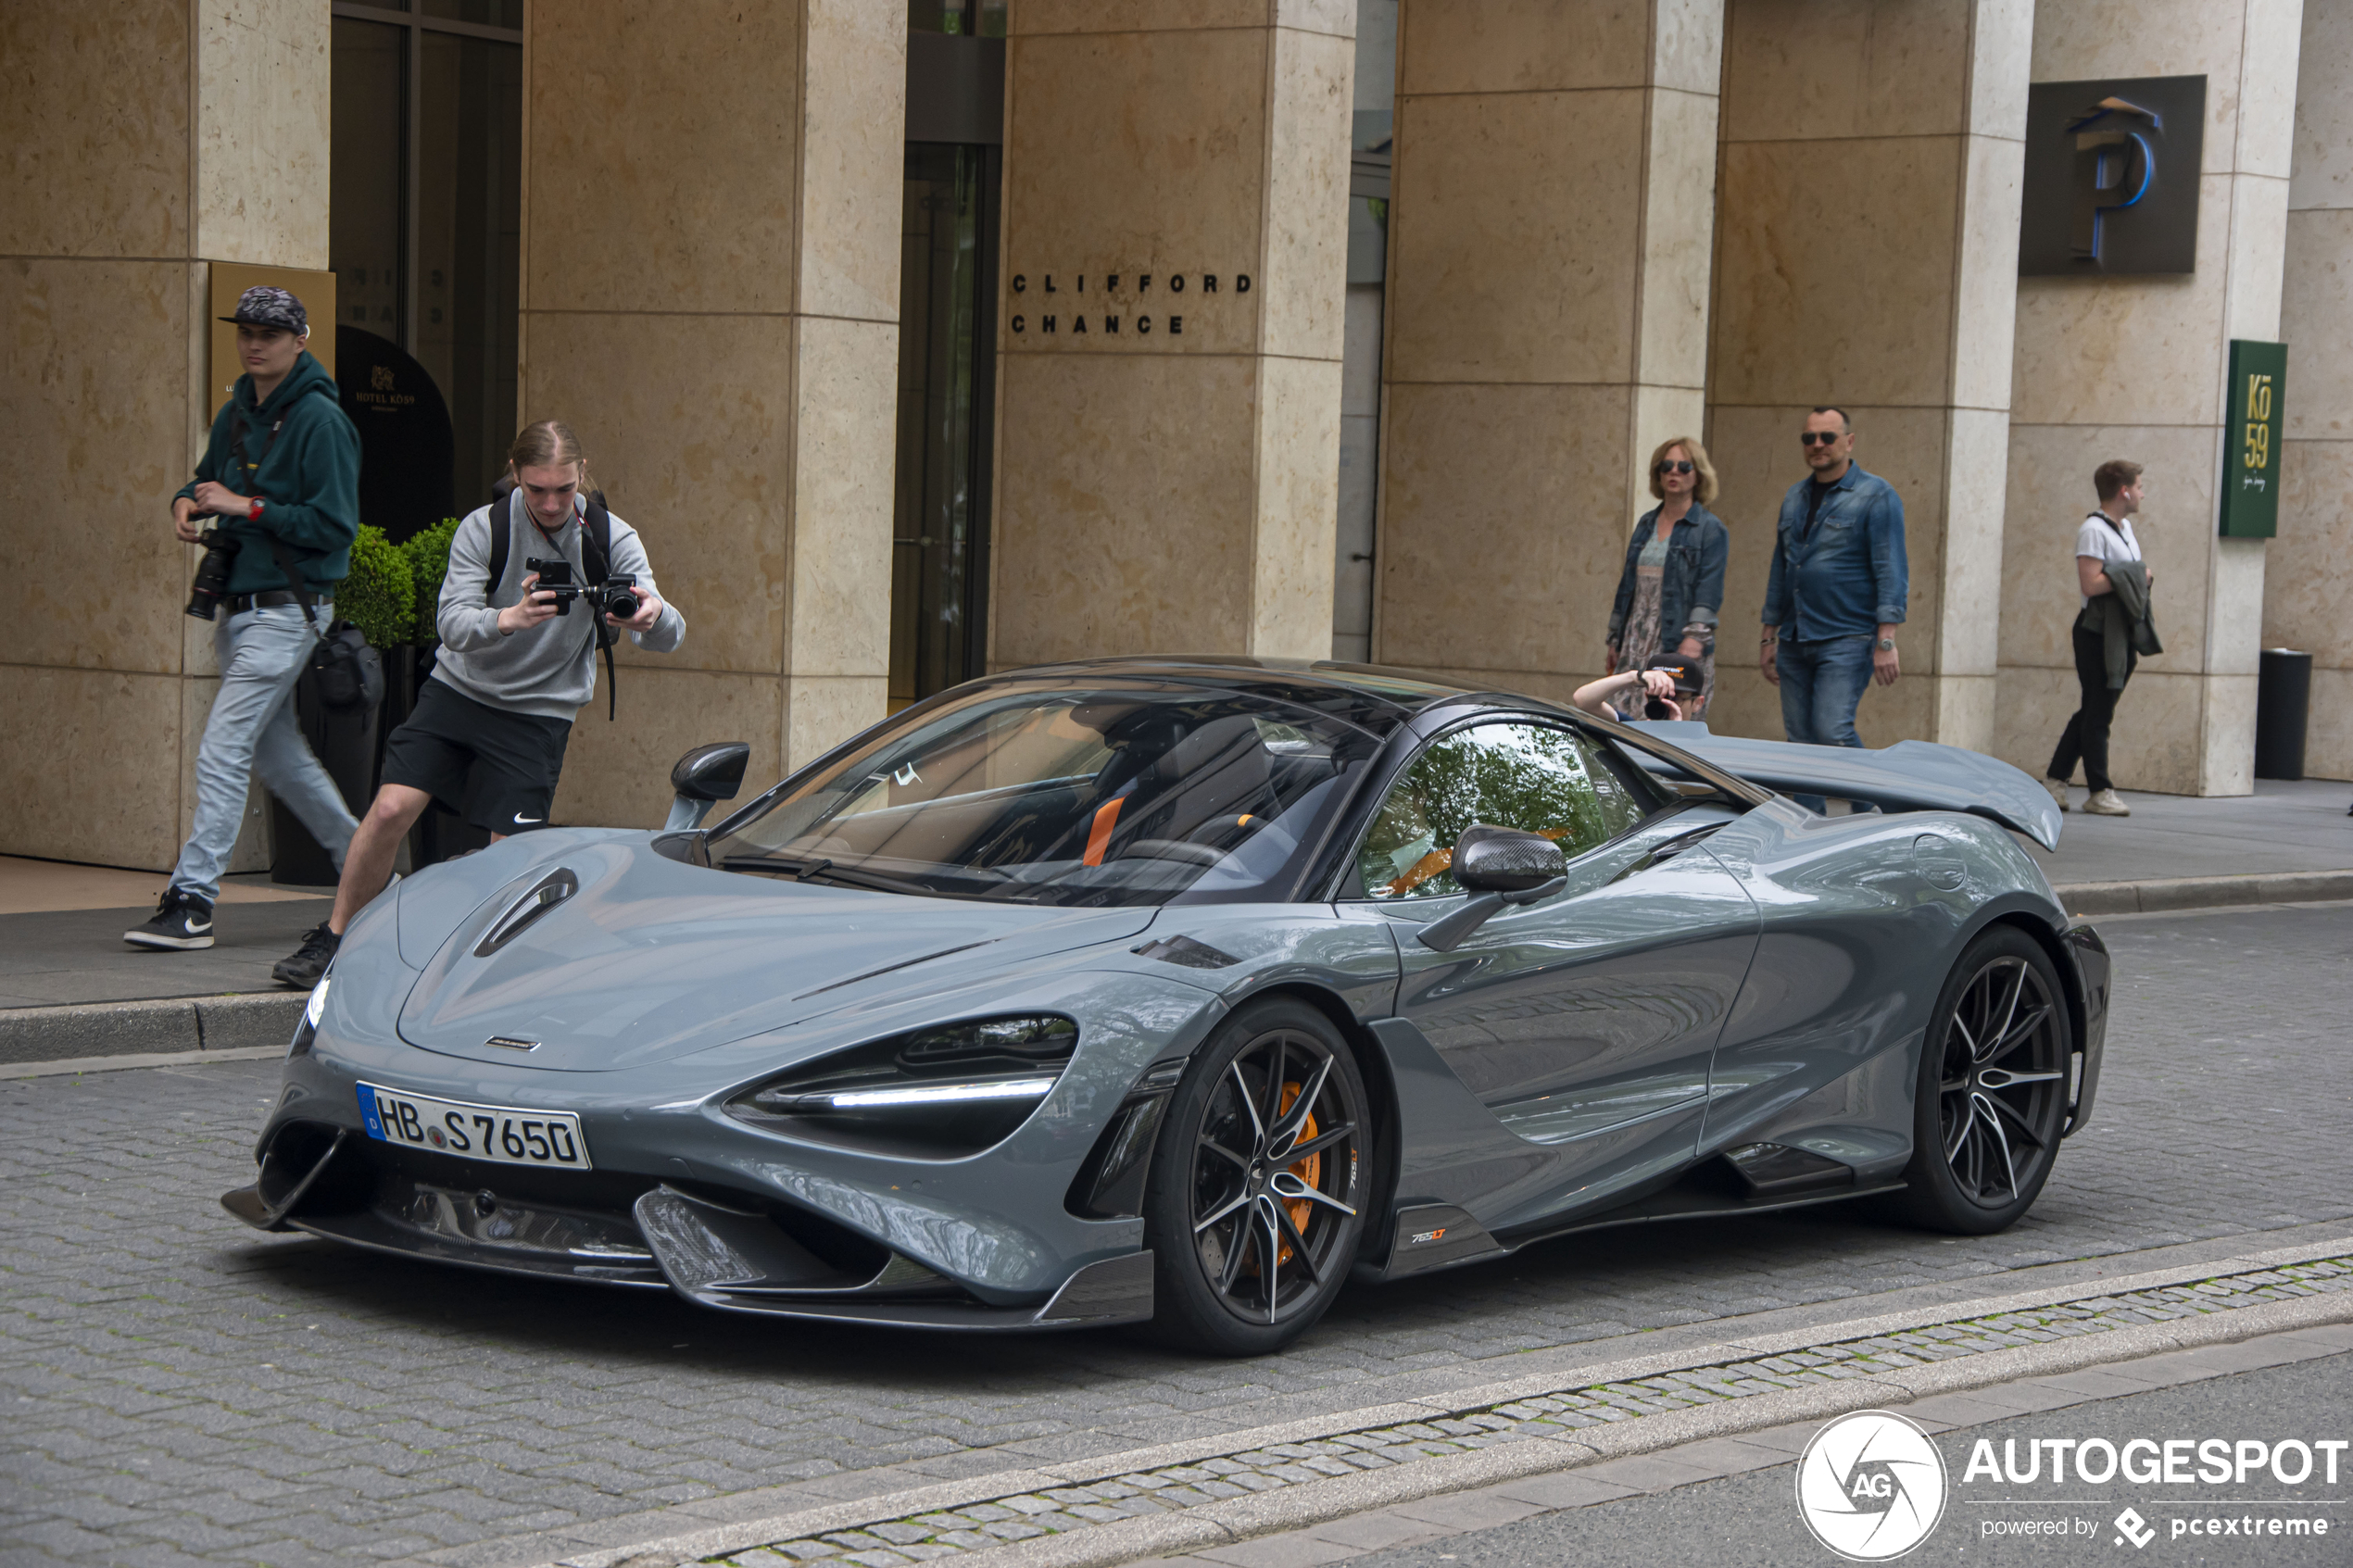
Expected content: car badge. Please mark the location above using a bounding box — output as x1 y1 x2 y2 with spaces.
484 1036 540 1052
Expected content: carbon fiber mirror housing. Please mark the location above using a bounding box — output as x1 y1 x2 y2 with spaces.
1452 824 1567 893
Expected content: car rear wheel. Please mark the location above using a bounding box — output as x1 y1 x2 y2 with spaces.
1899 925 2072 1235
1141 998 1368 1356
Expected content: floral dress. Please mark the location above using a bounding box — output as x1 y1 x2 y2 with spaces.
1610 520 1716 721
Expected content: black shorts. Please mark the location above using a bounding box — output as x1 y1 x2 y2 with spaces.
382 680 573 834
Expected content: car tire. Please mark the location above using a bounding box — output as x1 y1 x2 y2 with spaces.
1898 924 2073 1235
1141 997 1370 1356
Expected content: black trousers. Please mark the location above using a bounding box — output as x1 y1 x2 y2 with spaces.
2047 623 2135 792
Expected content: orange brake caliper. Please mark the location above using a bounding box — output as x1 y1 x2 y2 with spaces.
1273 1082 1322 1262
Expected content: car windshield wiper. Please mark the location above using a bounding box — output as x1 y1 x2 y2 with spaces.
718 854 933 897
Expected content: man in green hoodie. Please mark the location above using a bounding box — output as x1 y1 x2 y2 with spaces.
126 286 364 950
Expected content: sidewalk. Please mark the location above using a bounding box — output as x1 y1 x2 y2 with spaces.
2026 776 2353 912
2 776 2347 1060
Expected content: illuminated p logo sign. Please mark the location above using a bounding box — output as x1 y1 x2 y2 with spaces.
2069 95 2161 262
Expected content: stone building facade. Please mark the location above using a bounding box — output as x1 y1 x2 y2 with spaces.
4 0 2347 873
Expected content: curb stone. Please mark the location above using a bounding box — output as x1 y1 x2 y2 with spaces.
420 1241 2353 1568
0 989 302 1063
2050 868 2353 916
555 1292 2353 1568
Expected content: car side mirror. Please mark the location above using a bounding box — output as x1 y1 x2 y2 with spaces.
1452 824 1567 893
1418 825 1570 953
663 742 750 833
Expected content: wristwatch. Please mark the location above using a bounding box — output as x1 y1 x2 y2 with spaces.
247 496 264 521
1876 637 1896 651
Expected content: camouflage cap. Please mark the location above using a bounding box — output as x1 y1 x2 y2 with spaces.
218 285 308 334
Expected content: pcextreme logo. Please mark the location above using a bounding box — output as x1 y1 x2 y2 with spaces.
1796 1411 1950 1561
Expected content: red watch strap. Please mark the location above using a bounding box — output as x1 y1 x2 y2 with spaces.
247 496 264 521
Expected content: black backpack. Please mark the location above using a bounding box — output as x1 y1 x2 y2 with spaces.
231 406 384 718
484 487 624 720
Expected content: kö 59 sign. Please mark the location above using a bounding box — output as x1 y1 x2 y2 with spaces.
2221 339 2287 539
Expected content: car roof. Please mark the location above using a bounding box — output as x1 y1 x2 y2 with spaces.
975 655 1526 733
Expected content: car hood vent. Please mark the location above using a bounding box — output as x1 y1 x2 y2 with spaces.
394 839 1154 1072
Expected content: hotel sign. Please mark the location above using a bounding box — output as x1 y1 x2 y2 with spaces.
2220 339 2286 539
2020 76 2204 275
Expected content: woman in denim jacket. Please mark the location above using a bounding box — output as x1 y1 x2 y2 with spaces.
1605 435 1730 720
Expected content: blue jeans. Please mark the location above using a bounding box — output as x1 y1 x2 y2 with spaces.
1777 633 1876 748
170 603 359 904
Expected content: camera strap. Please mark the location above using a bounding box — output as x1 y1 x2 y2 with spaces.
228 408 301 598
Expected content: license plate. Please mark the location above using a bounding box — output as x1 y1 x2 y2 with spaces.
357 1083 592 1170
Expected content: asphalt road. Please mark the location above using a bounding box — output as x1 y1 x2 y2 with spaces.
4 903 2351 1566
1345 1351 2353 1567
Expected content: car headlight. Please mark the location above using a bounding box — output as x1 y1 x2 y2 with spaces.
724 1014 1077 1157
290 976 331 1058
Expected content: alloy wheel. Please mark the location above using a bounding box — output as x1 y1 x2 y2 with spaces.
1189 1028 1363 1325
1935 954 2067 1208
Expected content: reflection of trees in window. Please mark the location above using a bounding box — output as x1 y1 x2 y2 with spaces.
1359 724 1646 899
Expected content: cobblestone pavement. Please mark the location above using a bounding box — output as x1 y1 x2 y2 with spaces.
716 1258 2353 1568
5 904 2351 1566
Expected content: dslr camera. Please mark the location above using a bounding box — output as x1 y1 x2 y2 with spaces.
185 521 241 621
525 557 638 620
1642 654 1705 720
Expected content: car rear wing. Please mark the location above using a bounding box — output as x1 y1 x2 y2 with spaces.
1623 721 2064 850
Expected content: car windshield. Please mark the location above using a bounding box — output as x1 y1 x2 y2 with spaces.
705 681 1383 907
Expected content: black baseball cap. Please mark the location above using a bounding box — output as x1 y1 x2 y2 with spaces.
1646 654 1705 695
219 285 308 334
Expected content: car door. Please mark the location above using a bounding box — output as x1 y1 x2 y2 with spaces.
1353 719 1760 1220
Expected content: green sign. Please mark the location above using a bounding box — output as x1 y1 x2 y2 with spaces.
2221 338 2286 538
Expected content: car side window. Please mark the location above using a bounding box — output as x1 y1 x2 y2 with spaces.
1356 722 1650 899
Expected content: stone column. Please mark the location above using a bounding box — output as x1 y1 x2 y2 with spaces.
988 2 1354 670
1370 0 1725 703
524 1 904 827
0 1 331 869
1995 0 2301 796
1706 0 2030 751
2271 0 2352 780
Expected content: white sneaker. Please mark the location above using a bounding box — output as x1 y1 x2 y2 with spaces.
2044 777 2070 813
2083 788 2131 817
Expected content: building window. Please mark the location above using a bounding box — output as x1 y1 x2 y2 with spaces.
331 2 522 539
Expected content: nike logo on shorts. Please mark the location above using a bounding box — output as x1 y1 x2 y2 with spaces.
512 814 543 825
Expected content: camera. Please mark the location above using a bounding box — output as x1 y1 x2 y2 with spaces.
525 558 639 620
185 522 241 621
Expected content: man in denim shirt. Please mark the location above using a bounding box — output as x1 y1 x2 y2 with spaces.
1758 407 1908 747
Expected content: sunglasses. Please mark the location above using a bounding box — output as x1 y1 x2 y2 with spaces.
1655 459 1694 475
1800 432 1843 445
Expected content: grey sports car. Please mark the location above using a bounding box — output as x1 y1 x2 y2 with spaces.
226 658 2110 1355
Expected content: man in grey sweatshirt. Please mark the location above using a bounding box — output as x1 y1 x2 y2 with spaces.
272 421 686 985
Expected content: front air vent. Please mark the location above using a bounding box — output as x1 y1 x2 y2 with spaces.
474 869 579 957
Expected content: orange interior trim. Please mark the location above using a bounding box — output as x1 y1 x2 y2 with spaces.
1083 796 1126 866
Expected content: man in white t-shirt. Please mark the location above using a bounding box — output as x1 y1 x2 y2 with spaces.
2044 459 2152 816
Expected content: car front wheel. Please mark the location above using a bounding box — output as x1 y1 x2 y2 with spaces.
1899 925 2073 1234
1141 998 1368 1356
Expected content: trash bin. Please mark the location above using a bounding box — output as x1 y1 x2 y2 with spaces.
2254 647 2312 781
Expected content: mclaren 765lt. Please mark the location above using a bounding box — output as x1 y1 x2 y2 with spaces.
228 658 2108 1355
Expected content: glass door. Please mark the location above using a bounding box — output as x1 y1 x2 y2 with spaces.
890 144 1000 709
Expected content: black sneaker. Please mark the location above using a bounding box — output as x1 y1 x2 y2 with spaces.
124 890 215 950
272 922 341 988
